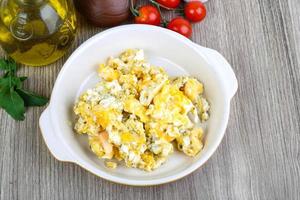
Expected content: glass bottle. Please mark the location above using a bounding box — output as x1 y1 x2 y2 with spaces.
0 0 77 66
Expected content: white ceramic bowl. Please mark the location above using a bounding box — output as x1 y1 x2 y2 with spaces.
39 24 237 186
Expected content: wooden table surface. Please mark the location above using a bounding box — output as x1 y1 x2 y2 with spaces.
1 0 300 199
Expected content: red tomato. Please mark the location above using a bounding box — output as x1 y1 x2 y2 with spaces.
157 0 181 9
135 5 161 26
184 1 206 22
167 17 192 38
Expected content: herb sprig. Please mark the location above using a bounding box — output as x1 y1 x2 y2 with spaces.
0 58 48 121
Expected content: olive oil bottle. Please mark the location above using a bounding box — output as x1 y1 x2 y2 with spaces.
0 0 77 66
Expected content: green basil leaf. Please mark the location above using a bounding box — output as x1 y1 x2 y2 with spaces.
0 77 9 84
0 59 9 71
16 89 49 107
19 76 28 82
3 72 9 78
0 58 17 75
0 85 25 121
12 77 24 89
0 77 10 90
0 76 23 89
0 57 49 121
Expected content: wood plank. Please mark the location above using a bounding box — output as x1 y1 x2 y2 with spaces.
0 0 299 199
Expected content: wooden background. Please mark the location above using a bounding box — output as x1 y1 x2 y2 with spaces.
1 0 299 199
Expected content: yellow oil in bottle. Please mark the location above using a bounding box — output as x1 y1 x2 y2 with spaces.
0 0 77 66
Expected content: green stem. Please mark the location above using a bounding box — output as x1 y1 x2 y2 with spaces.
149 0 167 25
161 21 168 28
149 0 175 10
130 0 139 17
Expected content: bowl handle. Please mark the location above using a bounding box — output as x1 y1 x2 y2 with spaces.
39 107 72 162
194 44 238 99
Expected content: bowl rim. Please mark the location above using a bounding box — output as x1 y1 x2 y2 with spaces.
43 24 234 186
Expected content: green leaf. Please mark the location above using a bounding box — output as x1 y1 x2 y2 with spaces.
0 59 10 71
19 76 28 82
16 89 49 107
0 77 9 91
11 77 23 89
0 76 23 89
0 77 8 87
3 72 9 78
0 84 25 121
0 58 17 75
0 57 49 121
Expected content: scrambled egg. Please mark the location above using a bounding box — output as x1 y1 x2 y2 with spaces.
74 49 210 171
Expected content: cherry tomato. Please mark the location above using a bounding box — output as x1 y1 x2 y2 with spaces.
184 1 206 22
157 0 181 9
135 5 161 26
167 17 192 38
